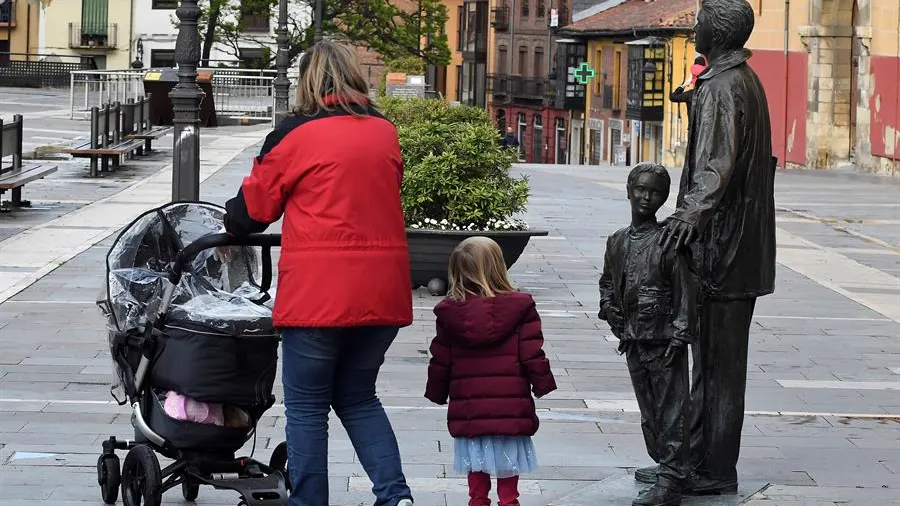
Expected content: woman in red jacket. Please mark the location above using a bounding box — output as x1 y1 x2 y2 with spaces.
425 237 557 506
224 41 414 506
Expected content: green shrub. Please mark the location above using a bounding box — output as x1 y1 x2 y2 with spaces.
377 99 530 230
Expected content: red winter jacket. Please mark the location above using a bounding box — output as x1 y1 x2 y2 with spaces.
224 95 413 328
425 292 557 438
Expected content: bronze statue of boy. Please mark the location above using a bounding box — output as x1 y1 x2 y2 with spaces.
599 163 697 506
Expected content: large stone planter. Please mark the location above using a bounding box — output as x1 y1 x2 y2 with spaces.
407 228 549 295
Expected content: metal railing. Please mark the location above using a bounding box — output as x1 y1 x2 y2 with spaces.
69 23 119 49
69 68 282 124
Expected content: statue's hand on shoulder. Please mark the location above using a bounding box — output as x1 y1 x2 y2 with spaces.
659 218 697 250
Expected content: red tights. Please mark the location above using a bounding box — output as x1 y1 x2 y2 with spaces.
467 472 519 506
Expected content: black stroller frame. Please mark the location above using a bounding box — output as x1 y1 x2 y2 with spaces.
97 229 290 506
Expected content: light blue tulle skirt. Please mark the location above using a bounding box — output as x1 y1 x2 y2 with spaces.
453 436 538 478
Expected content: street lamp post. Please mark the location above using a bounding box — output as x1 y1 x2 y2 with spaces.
314 0 324 42
273 0 291 123
170 0 203 202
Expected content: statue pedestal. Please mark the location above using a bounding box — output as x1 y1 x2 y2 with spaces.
547 474 768 506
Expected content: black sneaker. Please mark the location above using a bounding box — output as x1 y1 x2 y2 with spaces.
634 465 658 484
632 484 682 506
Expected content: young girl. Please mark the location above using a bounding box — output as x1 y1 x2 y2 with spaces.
424 236 557 506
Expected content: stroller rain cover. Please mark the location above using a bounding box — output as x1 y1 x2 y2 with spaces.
97 202 278 406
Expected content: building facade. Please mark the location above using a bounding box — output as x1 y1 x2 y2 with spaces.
747 0 899 176
33 0 300 70
1 0 41 61
489 0 573 164
559 0 695 167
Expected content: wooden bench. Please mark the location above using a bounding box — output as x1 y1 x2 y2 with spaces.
0 115 59 210
121 96 172 154
61 102 145 177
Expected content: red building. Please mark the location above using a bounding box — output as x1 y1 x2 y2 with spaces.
489 0 573 164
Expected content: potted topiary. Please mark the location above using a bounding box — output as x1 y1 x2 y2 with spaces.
380 97 548 295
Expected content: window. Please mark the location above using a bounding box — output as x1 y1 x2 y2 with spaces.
151 0 178 8
457 7 464 51
534 49 544 79
240 0 270 32
0 1 14 24
498 46 508 74
612 49 622 109
458 61 486 107
150 49 175 68
521 0 529 18
0 41 9 64
594 48 603 95
239 47 268 69
518 46 527 76
537 0 545 18
456 64 463 101
461 1 488 53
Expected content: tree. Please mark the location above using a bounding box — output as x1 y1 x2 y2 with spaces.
191 0 450 69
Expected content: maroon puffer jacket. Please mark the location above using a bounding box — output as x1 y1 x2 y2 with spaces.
424 292 557 438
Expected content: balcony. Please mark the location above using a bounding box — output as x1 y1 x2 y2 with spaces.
511 76 548 101
490 6 509 32
626 43 666 122
490 73 511 101
69 24 118 50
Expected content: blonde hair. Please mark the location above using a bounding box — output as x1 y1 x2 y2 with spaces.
294 41 370 116
448 237 516 301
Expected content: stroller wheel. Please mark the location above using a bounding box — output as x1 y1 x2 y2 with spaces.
97 454 121 504
269 442 291 491
182 477 200 502
121 445 162 506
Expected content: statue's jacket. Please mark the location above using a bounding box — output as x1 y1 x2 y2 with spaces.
599 225 697 345
672 48 777 300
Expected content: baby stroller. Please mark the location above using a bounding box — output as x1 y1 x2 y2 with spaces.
96 202 290 506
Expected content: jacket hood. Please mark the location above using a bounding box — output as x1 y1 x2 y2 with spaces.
434 292 534 348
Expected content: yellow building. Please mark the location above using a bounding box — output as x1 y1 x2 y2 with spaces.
434 0 496 107
560 0 695 167
40 0 135 69
1 0 41 59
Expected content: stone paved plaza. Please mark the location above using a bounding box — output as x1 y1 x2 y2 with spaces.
0 92 899 505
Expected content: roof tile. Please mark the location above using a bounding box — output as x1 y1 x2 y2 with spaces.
566 0 696 34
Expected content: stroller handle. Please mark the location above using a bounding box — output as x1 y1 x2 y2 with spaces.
170 233 282 288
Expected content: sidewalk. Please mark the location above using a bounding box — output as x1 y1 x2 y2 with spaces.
0 140 898 505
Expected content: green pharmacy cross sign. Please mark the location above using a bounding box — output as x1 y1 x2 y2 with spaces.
573 62 596 85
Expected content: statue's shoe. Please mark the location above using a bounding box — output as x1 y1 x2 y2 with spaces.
632 484 682 506
634 465 658 484
684 474 739 495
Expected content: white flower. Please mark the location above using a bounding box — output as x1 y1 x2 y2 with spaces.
440 219 449 225
411 223 420 229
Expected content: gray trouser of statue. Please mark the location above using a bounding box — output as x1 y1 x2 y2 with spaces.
626 341 691 487
689 298 757 481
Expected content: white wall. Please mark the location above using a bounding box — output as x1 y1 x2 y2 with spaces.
133 0 311 68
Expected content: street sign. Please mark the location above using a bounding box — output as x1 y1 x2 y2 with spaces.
550 9 559 28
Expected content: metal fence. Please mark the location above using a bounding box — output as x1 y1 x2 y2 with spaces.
69 68 285 124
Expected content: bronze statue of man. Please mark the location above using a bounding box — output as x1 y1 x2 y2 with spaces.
658 0 776 494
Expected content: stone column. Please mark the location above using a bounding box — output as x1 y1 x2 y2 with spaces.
273 0 291 123
170 0 203 202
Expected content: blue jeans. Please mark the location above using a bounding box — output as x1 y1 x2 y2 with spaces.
281 326 412 506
